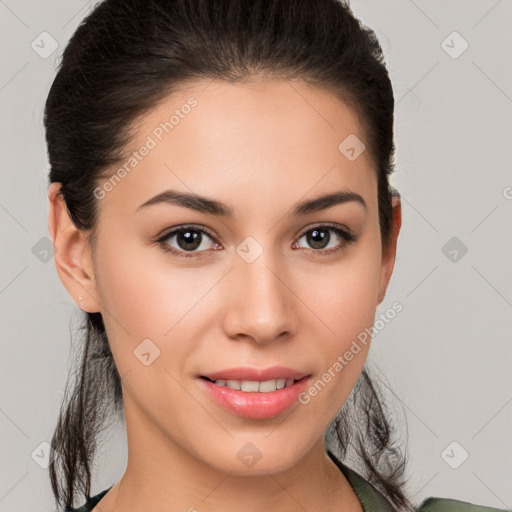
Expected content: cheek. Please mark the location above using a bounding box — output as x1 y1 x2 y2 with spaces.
93 236 203 366
295 242 381 405
302 243 382 340
92 241 204 428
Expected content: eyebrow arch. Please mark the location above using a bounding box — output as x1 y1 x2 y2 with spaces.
135 188 367 217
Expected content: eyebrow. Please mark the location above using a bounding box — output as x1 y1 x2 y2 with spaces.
136 188 367 217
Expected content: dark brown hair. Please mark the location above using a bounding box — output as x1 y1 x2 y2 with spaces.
45 0 412 509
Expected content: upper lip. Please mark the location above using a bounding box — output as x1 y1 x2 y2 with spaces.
200 366 309 382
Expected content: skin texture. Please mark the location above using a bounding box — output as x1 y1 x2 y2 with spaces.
47 78 401 512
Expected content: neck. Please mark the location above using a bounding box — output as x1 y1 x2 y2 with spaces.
96 402 362 512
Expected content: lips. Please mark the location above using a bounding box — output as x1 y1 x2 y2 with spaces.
200 366 308 382
197 366 312 419
198 373 311 419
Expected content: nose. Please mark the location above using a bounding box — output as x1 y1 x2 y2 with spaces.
221 245 298 346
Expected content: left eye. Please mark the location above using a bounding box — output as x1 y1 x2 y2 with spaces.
156 224 356 258
294 224 356 254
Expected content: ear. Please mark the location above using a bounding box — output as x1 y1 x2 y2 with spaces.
377 192 402 304
47 182 101 313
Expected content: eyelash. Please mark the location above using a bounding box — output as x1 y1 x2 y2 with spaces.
155 223 357 259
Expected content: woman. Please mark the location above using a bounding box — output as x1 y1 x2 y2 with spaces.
45 0 506 511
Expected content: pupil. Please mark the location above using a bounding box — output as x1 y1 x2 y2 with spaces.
178 230 201 250
308 229 329 249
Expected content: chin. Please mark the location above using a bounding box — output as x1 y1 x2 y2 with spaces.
197 436 311 476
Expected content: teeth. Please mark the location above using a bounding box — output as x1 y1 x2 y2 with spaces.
214 378 299 392
276 378 286 389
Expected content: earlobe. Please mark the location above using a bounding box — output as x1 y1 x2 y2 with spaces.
377 193 402 304
47 182 101 313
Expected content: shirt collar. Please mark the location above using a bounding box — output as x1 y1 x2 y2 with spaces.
326 446 397 512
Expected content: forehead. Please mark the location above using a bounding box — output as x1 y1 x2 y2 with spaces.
95 78 376 217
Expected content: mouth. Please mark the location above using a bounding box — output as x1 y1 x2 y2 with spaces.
197 371 312 419
199 375 307 393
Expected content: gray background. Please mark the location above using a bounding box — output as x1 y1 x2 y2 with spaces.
1 0 511 510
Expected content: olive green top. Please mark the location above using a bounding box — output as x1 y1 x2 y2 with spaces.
68 448 509 511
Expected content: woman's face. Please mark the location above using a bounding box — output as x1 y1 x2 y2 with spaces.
50 78 400 475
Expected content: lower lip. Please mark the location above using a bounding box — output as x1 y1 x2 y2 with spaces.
198 376 311 419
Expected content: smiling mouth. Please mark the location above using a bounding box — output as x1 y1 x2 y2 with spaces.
200 376 307 393
198 373 312 419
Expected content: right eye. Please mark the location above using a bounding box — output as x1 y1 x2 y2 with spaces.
156 225 221 258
